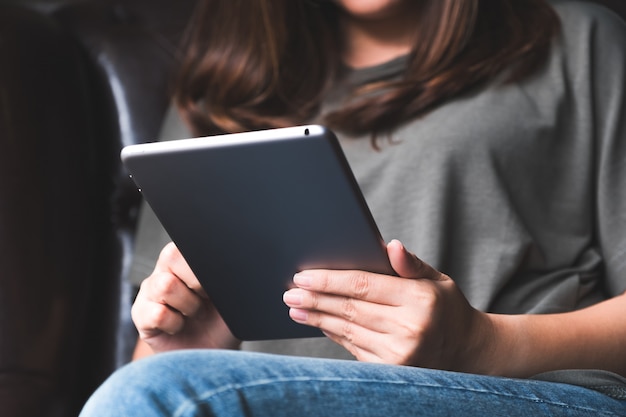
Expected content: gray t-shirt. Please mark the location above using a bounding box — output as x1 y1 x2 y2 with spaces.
128 0 626 397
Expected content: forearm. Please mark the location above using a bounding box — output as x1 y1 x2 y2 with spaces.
478 293 626 378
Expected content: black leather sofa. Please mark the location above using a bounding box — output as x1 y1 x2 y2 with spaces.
0 0 195 415
0 1 623 416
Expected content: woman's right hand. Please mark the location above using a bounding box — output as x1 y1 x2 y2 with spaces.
131 242 240 355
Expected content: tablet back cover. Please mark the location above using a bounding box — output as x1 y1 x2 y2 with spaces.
122 125 393 340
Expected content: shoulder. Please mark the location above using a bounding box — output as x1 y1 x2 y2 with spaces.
550 0 626 38
545 0 626 81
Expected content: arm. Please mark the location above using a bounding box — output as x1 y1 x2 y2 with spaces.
486 293 626 378
283 240 626 377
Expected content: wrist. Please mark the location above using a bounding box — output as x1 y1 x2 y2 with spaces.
473 312 542 378
458 311 527 377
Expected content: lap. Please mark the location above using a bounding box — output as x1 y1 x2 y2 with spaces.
80 350 626 417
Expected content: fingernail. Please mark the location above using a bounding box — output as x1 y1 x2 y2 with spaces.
289 308 308 323
389 239 404 250
283 290 303 306
293 273 312 288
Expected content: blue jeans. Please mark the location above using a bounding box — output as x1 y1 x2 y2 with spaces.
80 350 626 416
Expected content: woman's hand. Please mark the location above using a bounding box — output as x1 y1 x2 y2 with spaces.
131 242 240 355
283 240 493 372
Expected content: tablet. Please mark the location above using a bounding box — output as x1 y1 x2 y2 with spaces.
121 125 394 340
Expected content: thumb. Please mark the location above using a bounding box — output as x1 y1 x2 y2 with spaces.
387 239 444 281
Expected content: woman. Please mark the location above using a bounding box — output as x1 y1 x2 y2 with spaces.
82 0 626 415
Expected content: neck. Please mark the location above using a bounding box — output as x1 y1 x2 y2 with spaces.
339 12 416 69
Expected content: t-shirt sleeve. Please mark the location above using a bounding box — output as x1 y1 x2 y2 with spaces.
589 5 626 296
127 105 194 287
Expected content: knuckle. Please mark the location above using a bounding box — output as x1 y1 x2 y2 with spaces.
413 255 431 275
407 280 440 310
130 301 142 326
150 303 174 328
158 242 180 265
309 312 323 328
152 273 180 300
185 297 204 318
402 321 426 341
348 273 371 299
341 297 357 321
413 256 446 281
413 256 427 273
386 330 424 365
390 346 416 366
423 284 444 310
317 273 331 292
133 301 171 331
137 276 154 297
187 278 205 294
307 291 320 310
342 320 355 344
131 291 152 324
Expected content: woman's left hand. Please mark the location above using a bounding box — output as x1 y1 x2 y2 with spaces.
283 239 492 372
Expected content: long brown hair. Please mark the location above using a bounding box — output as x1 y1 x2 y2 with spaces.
174 0 560 137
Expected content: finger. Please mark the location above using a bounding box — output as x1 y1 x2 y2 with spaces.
284 288 400 333
292 269 419 305
322 330 384 363
143 271 205 318
132 298 185 337
387 239 445 281
155 242 208 296
289 308 383 356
